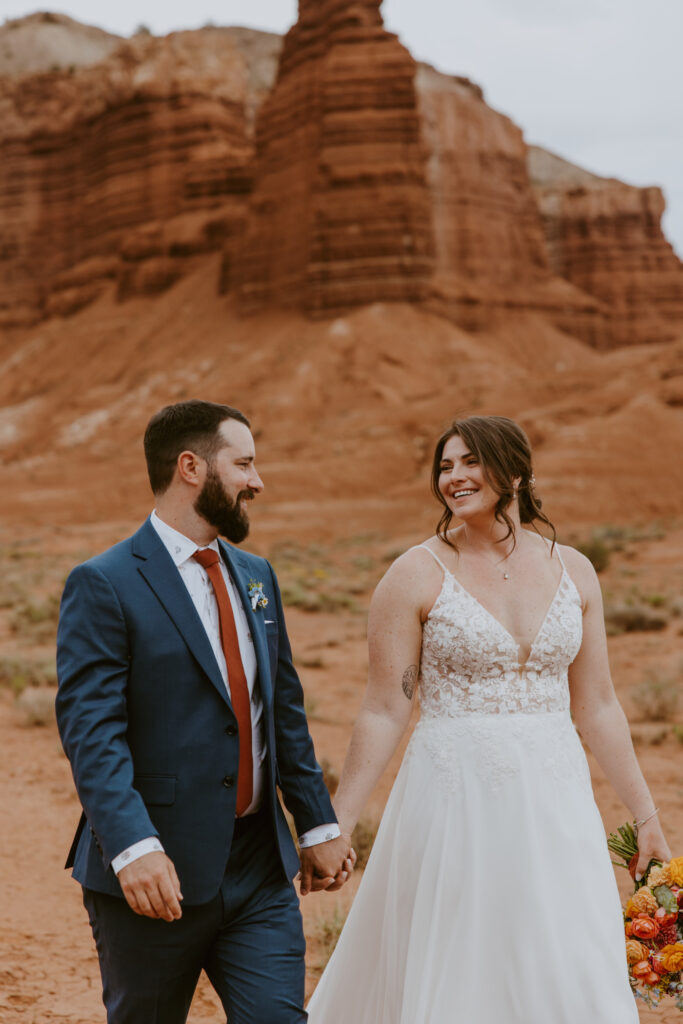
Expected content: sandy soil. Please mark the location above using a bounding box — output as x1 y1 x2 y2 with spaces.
1 519 681 1023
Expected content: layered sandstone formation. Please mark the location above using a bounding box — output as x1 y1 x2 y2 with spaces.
0 23 280 327
414 65 603 337
235 0 434 315
0 11 120 76
529 147 683 348
1 7 681 350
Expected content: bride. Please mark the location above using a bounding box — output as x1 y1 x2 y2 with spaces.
306 415 670 1023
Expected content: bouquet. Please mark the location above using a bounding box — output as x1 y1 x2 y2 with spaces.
608 821 683 1011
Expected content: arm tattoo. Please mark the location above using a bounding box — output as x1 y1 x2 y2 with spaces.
402 664 418 700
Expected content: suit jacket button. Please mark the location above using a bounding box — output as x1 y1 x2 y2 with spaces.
225 725 237 736
222 775 235 788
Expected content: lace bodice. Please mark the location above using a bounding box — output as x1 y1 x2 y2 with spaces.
417 546 583 717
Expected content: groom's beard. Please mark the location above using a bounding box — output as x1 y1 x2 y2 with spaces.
194 466 253 543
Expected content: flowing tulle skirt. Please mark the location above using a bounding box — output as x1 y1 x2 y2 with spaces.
307 711 637 1024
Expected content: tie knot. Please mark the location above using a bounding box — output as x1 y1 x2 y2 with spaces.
193 547 220 570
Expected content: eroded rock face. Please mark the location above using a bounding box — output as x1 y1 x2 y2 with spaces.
235 0 435 316
0 7 681 350
0 28 275 327
415 65 601 335
529 147 683 348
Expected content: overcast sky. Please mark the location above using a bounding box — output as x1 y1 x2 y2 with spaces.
2 0 682 256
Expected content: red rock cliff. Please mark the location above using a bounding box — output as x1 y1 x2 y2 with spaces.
235 0 434 315
0 27 277 327
415 64 602 337
529 147 683 348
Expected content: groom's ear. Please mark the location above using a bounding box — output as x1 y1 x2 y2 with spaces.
176 450 206 489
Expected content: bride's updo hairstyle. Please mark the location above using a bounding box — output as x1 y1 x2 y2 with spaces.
431 415 556 551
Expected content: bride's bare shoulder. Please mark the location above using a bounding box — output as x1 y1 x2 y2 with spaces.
375 538 448 606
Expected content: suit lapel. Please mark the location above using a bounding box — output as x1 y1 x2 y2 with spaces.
219 540 273 710
133 520 230 707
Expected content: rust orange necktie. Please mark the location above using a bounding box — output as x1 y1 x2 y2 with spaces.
193 548 253 815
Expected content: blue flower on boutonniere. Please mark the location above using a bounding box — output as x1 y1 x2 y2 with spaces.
248 579 268 611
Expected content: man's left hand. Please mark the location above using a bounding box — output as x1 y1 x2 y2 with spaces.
299 835 356 896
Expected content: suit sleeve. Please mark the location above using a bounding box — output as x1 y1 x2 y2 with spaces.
56 563 159 869
266 562 337 835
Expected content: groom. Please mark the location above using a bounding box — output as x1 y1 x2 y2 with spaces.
56 400 353 1023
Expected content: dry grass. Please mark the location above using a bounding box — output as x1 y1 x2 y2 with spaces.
631 672 681 722
604 603 669 635
15 685 56 726
319 757 339 797
309 905 347 976
268 537 384 615
0 655 57 694
630 723 670 747
351 815 379 869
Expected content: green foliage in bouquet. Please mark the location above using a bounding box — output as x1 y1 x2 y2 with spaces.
607 821 660 888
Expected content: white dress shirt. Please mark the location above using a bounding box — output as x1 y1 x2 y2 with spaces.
111 511 338 874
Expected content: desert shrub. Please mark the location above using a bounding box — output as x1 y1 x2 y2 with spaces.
304 694 319 720
0 656 56 694
11 595 60 641
312 905 347 973
604 603 669 635
319 757 339 796
352 815 379 869
673 725 683 746
297 654 326 669
280 583 359 614
631 673 680 722
576 536 611 573
630 724 669 746
15 686 56 726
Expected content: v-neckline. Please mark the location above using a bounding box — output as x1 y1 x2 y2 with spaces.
441 566 566 669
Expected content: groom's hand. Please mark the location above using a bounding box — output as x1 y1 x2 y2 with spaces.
299 835 356 896
118 852 184 921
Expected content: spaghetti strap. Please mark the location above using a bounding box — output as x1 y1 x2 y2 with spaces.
414 544 451 576
554 543 567 571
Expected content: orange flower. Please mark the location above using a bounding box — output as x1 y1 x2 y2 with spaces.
626 887 658 917
659 944 683 973
632 960 653 979
626 940 651 965
630 916 660 941
651 954 670 976
647 863 671 888
668 857 683 887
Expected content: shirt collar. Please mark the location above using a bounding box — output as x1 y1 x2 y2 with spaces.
150 509 220 568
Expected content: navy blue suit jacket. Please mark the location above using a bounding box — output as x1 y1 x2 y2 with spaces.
56 518 335 905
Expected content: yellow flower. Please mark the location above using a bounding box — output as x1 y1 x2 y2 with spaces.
647 863 671 888
668 857 683 887
659 944 683 973
626 887 658 917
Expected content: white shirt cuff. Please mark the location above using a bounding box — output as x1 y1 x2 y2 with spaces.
111 837 165 875
298 823 341 848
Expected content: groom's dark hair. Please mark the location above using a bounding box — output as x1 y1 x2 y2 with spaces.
144 400 250 494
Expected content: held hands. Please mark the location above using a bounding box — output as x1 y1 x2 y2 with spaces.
299 834 356 896
633 818 672 881
118 851 184 921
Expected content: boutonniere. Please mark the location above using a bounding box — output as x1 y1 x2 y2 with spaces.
248 579 268 611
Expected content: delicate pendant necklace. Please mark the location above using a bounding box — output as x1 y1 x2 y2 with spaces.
468 546 512 581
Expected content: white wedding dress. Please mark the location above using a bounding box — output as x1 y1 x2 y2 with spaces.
307 545 637 1023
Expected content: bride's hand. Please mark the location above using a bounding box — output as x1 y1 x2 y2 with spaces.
634 817 671 880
